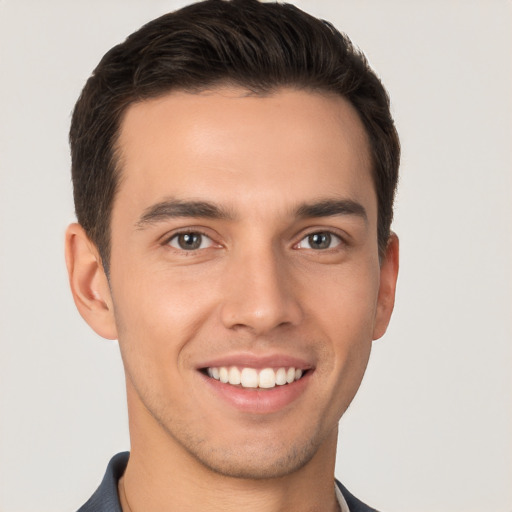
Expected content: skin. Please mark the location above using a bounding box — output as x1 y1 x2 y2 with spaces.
66 87 399 512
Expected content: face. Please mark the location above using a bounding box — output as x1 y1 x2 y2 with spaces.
75 87 398 479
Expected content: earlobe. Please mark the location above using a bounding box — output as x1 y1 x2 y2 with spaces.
373 233 399 340
65 223 118 340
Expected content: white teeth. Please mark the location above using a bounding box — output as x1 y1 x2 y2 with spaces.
258 368 276 389
240 368 258 388
275 367 287 386
228 366 241 385
206 365 305 388
219 367 229 383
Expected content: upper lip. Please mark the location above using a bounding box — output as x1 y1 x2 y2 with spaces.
197 352 314 371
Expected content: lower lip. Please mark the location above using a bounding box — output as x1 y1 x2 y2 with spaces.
200 371 312 414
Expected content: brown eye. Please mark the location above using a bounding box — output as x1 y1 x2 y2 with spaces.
297 232 341 250
168 232 212 251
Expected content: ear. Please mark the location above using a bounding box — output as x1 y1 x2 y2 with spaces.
373 233 399 340
65 223 118 340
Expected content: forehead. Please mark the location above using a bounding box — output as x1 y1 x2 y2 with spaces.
114 87 375 223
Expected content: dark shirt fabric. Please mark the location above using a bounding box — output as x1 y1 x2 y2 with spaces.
77 452 379 512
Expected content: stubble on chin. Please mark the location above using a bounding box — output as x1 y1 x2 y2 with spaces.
134 383 333 481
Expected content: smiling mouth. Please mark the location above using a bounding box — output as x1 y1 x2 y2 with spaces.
202 366 307 389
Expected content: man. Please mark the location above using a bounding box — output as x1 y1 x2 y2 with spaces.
65 0 400 510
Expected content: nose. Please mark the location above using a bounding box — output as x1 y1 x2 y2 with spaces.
219 246 303 335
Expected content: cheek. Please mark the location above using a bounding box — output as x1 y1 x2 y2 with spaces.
111 266 218 372
304 259 380 337
305 263 379 396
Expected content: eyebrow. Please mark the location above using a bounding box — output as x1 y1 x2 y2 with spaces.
135 197 367 229
295 198 367 222
135 199 234 228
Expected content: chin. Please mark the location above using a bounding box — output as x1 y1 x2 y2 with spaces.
187 436 320 480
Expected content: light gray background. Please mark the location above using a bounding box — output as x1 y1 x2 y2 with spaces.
0 1 510 511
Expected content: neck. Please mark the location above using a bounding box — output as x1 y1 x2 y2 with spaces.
120 449 340 512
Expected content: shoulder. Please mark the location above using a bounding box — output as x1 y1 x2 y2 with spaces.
336 480 381 512
76 452 129 512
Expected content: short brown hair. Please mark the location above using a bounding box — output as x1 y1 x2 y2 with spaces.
70 0 400 272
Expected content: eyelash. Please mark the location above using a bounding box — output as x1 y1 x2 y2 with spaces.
164 230 216 251
163 228 346 253
294 231 344 251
